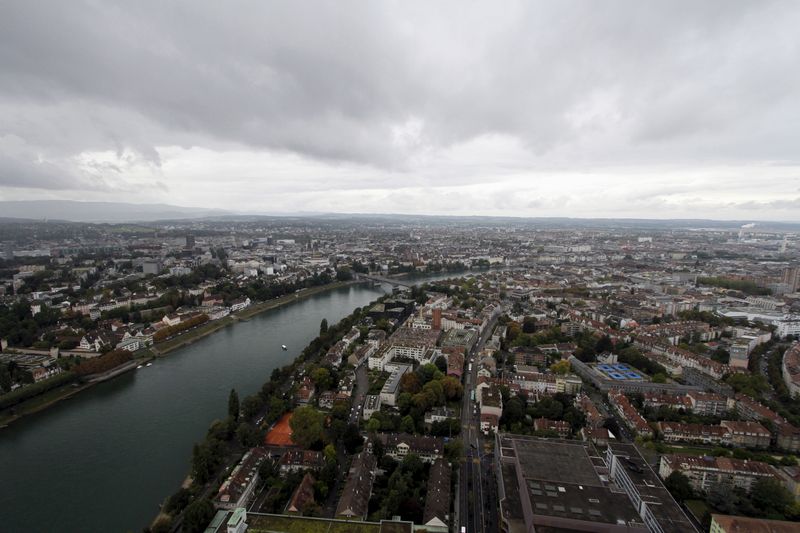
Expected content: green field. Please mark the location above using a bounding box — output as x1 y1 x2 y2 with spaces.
684 499 710 524
247 515 381 533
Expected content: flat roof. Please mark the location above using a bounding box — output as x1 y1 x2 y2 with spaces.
498 436 645 530
608 443 696 533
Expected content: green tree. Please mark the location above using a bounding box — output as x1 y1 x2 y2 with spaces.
323 443 337 463
228 388 240 422
320 319 328 335
241 394 264 420
444 439 463 463
236 421 259 447
163 487 192 514
400 415 416 434
751 477 793 518
367 417 382 433
311 367 332 391
289 406 325 448
663 471 693 502
183 498 215 533
343 423 364 454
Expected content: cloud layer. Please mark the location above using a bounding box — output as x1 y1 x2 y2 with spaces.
1 1 799 219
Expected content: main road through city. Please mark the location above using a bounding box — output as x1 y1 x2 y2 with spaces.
458 306 502 533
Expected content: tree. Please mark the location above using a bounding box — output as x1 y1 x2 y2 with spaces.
183 498 215 533
751 477 793 518
150 515 173 533
236 421 259 447
324 443 337 463
522 317 537 334
311 367 332 391
343 423 364 454
400 372 422 394
434 355 447 373
367 417 382 433
549 360 571 375
400 415 416 434
289 406 325 448
595 335 614 354
444 439 463 463
228 389 240 422
663 471 693 502
241 394 264 420
320 319 328 335
164 487 192 514
651 373 667 384
441 376 463 400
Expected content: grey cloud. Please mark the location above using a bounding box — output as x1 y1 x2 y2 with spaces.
0 1 799 193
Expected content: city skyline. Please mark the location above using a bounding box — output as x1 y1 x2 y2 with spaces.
1 1 800 220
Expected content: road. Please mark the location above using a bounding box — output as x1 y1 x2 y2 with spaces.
349 361 369 425
457 307 502 533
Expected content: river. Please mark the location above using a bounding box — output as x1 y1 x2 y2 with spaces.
0 272 467 532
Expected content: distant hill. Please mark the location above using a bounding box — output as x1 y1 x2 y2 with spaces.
0 201 231 223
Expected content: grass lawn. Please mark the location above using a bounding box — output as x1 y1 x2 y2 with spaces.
0 381 87 426
247 514 380 533
153 316 235 354
664 445 719 456
684 499 710 524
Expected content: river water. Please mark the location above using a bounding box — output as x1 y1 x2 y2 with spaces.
0 283 393 532
0 273 466 532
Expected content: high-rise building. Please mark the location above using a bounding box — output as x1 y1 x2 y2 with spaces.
782 265 799 292
432 308 442 330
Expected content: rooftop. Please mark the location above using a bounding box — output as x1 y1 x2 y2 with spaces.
498 435 645 531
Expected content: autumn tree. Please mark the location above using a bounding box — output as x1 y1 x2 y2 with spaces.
400 372 422 394
549 360 571 375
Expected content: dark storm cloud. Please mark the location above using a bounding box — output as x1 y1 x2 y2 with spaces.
0 0 799 193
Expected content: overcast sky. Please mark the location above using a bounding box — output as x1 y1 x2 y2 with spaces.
1 1 799 220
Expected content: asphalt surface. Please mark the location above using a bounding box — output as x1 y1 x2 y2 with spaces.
457 308 502 533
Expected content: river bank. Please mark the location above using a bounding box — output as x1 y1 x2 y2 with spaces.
0 357 156 428
150 280 356 355
1 280 394 532
0 280 356 430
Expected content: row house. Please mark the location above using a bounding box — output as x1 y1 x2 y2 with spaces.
719 420 771 449
216 447 268 510
376 433 445 463
422 458 451 533
348 343 375 367
575 393 605 429
656 422 730 445
229 296 251 312
659 454 777 495
533 417 571 437
634 335 729 380
511 371 557 395
643 392 692 411
424 406 456 425
608 389 653 438
322 340 347 368
687 391 733 416
278 450 325 474
335 451 377 520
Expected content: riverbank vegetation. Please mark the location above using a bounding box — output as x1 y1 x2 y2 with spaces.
149 294 391 533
